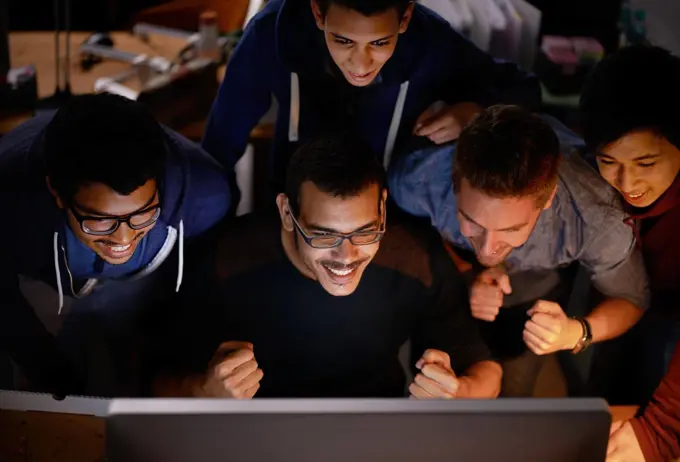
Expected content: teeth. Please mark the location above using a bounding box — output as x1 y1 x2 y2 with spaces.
628 192 644 198
326 266 354 276
110 244 131 253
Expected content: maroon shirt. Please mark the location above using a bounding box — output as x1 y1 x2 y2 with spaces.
632 341 680 461
627 174 680 460
624 174 680 317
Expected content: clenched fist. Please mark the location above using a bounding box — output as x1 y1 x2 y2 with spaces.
523 301 581 355
195 341 264 399
409 350 459 399
470 266 512 322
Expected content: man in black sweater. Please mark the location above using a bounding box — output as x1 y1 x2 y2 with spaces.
148 135 501 399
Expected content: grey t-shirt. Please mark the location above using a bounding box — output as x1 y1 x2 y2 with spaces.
388 116 649 309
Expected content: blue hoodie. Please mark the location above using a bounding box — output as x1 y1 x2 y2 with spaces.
202 0 541 190
0 113 231 393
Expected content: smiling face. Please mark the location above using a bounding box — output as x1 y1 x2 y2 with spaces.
311 0 413 87
596 130 680 208
456 178 553 267
52 179 160 265
278 181 386 296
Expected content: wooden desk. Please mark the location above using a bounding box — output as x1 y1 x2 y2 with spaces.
1 32 273 139
0 405 639 462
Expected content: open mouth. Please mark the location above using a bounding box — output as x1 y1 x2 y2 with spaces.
347 70 375 83
321 261 362 285
99 242 134 260
623 190 648 204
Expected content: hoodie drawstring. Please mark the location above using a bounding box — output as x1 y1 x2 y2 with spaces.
175 219 184 292
288 73 410 170
289 73 300 142
53 232 65 315
383 80 410 170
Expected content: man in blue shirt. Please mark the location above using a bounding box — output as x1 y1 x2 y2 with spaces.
388 105 648 396
202 0 540 198
0 94 231 396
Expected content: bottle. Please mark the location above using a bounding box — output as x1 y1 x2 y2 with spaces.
198 10 220 62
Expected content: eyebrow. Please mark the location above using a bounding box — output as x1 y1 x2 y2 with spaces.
306 220 379 235
74 192 158 218
597 153 660 162
330 32 396 43
458 208 528 232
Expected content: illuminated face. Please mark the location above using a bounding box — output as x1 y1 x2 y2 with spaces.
596 130 680 208
278 181 386 296
311 1 413 87
456 178 553 267
53 179 160 265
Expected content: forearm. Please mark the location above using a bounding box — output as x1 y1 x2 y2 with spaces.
585 298 643 343
457 360 502 398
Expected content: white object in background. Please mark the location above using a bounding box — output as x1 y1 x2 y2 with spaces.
464 0 505 52
235 143 255 216
491 0 522 64
244 0 266 28
510 0 542 71
94 78 140 100
419 0 463 32
453 0 474 38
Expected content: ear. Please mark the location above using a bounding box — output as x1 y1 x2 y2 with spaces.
276 193 295 232
542 184 558 211
310 0 325 30
399 2 415 33
46 176 65 209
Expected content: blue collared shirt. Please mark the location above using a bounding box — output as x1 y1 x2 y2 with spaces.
388 116 649 309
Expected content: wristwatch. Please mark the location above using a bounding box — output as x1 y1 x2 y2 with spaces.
571 317 593 355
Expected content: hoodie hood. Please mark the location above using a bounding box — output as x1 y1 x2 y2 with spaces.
273 0 427 85
0 111 230 314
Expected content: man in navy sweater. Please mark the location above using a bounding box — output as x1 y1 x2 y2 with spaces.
0 94 231 396
202 0 540 197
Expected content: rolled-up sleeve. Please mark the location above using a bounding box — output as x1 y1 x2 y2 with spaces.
579 211 650 310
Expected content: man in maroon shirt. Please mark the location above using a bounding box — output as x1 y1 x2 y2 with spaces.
580 44 680 406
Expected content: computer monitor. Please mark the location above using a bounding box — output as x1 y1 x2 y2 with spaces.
106 398 611 462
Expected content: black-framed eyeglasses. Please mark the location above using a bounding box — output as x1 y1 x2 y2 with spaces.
69 203 162 236
288 202 386 249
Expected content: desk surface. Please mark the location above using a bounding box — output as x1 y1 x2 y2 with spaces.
2 31 273 139
0 405 637 462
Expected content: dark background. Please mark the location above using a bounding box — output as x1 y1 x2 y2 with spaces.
7 0 624 52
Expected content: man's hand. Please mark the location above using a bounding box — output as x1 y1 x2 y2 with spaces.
523 301 582 355
195 341 263 398
414 102 483 144
606 420 646 462
470 266 512 322
409 349 459 399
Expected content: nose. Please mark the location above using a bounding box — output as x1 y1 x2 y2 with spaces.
332 238 356 260
350 47 373 73
617 166 636 192
480 231 502 257
111 222 136 244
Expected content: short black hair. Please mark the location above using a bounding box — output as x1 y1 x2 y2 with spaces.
580 45 680 151
453 105 561 206
314 0 412 17
284 134 386 216
45 93 166 202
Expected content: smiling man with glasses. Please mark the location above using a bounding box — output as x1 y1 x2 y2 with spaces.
0 94 231 396
147 134 501 399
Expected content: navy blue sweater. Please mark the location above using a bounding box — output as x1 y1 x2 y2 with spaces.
0 113 231 393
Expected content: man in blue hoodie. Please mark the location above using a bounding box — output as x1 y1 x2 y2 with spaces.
0 94 231 396
202 0 541 196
